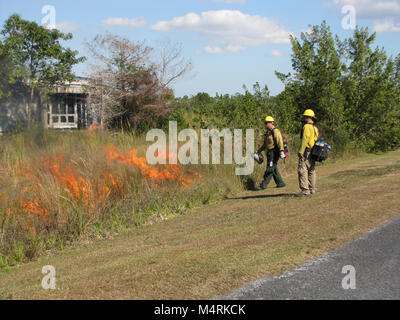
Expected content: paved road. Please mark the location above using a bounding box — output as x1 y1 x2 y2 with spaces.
219 216 400 300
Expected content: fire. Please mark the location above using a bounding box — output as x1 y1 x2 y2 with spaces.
41 154 92 202
89 123 98 131
20 198 49 219
3 145 201 222
106 146 201 186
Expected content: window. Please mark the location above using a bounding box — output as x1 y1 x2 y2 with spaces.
49 94 81 128
60 103 66 115
52 104 59 114
68 104 75 114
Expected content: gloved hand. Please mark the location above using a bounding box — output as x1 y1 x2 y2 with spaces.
280 151 285 159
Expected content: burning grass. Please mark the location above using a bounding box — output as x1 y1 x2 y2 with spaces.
0 129 225 266
0 126 302 266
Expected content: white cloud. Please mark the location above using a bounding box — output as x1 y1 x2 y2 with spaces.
270 49 283 57
101 17 147 29
225 44 246 52
56 21 79 33
205 45 224 54
205 44 245 53
328 0 400 19
328 0 400 33
373 18 400 32
151 10 291 53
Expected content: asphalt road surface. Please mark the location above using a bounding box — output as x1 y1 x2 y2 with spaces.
219 216 400 300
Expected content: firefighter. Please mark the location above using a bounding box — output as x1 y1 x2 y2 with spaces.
297 109 319 196
255 116 286 190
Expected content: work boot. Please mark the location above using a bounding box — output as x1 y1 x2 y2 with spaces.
276 184 286 188
260 180 270 190
254 185 266 191
296 191 310 197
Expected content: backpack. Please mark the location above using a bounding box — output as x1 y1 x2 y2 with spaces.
308 125 331 162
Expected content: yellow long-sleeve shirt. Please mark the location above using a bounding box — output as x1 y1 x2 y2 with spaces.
299 121 319 155
258 127 284 153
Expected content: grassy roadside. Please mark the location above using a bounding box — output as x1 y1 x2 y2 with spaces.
0 150 399 299
0 128 249 266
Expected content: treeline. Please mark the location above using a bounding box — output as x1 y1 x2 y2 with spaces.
169 22 400 153
1 15 399 153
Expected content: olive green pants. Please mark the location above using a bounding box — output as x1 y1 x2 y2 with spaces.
261 150 285 189
298 150 316 194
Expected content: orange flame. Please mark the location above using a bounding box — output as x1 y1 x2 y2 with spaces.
19 197 49 219
3 145 201 222
106 147 201 186
89 123 98 131
41 154 93 202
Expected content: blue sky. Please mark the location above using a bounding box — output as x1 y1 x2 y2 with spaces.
1 0 399 97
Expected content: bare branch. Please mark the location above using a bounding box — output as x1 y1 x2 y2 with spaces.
83 34 190 130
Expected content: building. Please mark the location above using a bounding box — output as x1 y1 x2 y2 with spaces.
0 77 94 134
46 77 90 130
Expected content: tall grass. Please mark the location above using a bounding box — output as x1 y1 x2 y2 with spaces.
0 127 246 266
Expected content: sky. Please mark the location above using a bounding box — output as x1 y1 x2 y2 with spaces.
0 0 399 97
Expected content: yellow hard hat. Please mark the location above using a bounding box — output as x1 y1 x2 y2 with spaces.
265 116 275 123
303 109 316 119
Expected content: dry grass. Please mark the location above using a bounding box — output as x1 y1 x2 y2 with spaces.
0 149 399 299
0 128 243 266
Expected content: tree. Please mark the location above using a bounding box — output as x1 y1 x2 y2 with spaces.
274 21 399 152
395 54 400 80
85 34 191 130
276 21 348 149
0 40 14 99
342 27 398 151
0 14 85 126
154 39 193 89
